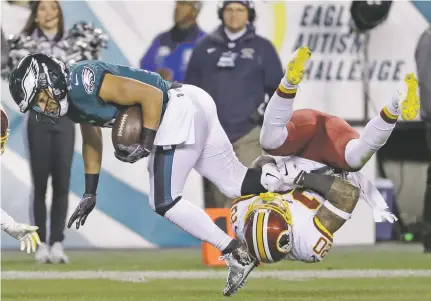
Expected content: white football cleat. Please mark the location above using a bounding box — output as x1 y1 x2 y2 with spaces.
220 243 257 297
285 46 312 86
35 243 50 264
50 242 69 264
399 73 420 121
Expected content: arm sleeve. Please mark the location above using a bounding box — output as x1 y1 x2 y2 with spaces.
1 208 15 231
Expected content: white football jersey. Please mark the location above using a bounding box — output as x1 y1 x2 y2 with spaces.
230 190 333 263
275 156 327 174
273 155 396 224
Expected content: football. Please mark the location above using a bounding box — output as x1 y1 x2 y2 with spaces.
112 106 143 152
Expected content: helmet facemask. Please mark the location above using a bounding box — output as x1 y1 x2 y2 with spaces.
0 129 10 155
32 59 69 124
32 88 68 124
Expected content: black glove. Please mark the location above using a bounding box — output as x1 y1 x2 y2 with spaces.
114 144 150 163
67 193 97 229
114 128 157 164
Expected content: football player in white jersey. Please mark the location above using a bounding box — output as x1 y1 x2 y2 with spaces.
227 43 411 266
254 45 418 225
230 169 360 264
229 147 402 270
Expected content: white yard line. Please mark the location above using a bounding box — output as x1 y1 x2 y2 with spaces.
3 270 431 283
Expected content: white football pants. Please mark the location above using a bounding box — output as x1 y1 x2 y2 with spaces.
147 85 248 212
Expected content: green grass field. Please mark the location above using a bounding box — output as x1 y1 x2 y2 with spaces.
2 243 431 301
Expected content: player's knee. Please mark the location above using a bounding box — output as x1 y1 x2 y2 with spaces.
152 196 182 217
259 125 286 150
345 155 366 171
344 139 370 171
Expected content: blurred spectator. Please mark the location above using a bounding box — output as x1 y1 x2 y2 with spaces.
6 0 32 8
2 0 107 263
185 0 283 208
415 25 431 253
1 1 30 37
140 0 205 81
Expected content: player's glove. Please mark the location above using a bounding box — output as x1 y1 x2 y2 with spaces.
3 223 41 254
254 156 302 192
67 193 96 229
114 128 157 164
261 162 285 192
253 155 283 192
115 144 150 163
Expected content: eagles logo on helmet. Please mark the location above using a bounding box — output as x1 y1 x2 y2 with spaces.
243 193 293 263
9 53 69 123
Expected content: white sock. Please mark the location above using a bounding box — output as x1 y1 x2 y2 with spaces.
164 198 233 251
261 84 295 150
382 97 401 119
345 113 396 170
280 76 298 91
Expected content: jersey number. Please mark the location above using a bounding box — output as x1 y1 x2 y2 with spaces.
312 237 332 258
291 189 321 210
230 205 238 224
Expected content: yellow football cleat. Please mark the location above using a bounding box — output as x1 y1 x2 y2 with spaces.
286 46 312 86
401 73 420 121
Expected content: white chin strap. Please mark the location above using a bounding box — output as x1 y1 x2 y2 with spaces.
323 201 352 220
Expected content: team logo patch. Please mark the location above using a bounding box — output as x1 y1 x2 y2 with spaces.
156 46 171 65
19 58 40 112
240 48 255 59
82 66 96 95
182 49 193 70
157 46 171 58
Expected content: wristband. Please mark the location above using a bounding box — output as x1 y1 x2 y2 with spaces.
85 173 99 194
295 172 335 199
140 127 157 151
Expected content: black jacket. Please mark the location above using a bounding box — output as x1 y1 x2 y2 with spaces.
185 25 283 142
416 25 431 121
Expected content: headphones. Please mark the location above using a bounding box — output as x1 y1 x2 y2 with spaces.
217 1 256 23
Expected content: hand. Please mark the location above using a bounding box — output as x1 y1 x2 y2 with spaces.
67 193 97 229
279 160 303 188
114 144 150 163
4 223 41 254
260 163 284 192
374 209 398 224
